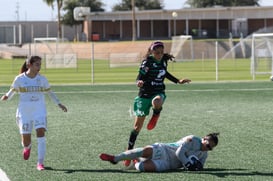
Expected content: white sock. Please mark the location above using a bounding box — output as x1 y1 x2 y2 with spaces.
37 137 46 164
22 143 31 149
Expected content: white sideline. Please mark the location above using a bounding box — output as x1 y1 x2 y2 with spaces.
0 168 10 181
52 87 273 94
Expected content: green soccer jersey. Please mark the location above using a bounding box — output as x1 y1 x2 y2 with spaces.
137 55 178 98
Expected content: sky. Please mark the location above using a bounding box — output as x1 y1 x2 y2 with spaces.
0 0 272 21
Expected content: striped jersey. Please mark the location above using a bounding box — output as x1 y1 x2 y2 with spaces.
11 73 50 119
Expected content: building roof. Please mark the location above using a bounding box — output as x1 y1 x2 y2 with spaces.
83 6 273 21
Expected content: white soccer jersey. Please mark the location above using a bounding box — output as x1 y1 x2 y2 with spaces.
11 73 50 119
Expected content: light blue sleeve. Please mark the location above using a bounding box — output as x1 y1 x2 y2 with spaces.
198 152 208 166
175 135 202 166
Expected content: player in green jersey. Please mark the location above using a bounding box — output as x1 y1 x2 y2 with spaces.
124 41 191 166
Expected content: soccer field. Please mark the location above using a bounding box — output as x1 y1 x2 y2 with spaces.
0 82 272 180
0 58 271 85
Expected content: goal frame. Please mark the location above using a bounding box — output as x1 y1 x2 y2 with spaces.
251 33 273 80
170 35 194 61
33 37 77 69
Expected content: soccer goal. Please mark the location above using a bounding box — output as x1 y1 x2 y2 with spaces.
251 33 273 80
33 37 77 69
170 35 194 61
109 52 141 68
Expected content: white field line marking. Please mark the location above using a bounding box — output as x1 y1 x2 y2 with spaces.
51 87 273 94
1 88 273 95
0 168 10 181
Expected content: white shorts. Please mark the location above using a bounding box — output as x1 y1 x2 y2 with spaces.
16 116 47 134
150 143 171 172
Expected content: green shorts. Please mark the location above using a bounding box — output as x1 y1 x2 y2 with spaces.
133 93 166 117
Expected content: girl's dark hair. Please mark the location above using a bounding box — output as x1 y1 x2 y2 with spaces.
144 41 175 63
150 41 164 51
20 56 41 73
205 132 220 146
144 41 164 58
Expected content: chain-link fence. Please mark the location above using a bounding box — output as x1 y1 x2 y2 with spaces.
0 39 271 86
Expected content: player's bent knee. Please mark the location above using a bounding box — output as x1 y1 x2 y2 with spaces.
135 162 145 172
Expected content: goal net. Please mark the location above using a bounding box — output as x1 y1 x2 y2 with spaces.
170 35 193 61
109 52 141 68
251 33 273 79
33 37 77 69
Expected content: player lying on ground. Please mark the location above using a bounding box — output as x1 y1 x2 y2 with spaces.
100 132 219 172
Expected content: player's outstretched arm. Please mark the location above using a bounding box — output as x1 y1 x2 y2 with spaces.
48 91 67 112
178 79 191 84
58 103 68 112
1 95 8 101
1 89 16 101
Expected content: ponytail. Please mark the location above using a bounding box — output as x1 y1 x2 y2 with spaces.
20 56 42 74
20 62 28 74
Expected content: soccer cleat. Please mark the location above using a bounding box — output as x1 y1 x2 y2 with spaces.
23 148 31 160
133 159 138 164
147 114 160 130
99 153 117 164
123 160 131 167
124 159 138 170
37 164 45 171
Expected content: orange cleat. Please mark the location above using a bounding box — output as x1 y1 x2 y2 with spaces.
99 153 117 164
123 160 131 167
147 114 160 130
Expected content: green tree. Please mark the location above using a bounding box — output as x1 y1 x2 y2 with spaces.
186 0 260 8
43 0 63 38
112 0 163 11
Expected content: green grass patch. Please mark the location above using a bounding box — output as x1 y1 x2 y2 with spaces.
0 82 273 180
0 58 272 85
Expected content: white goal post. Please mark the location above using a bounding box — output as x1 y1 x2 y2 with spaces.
251 33 273 80
33 37 77 69
170 35 194 61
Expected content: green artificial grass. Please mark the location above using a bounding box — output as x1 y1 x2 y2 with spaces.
0 58 271 85
0 82 273 180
